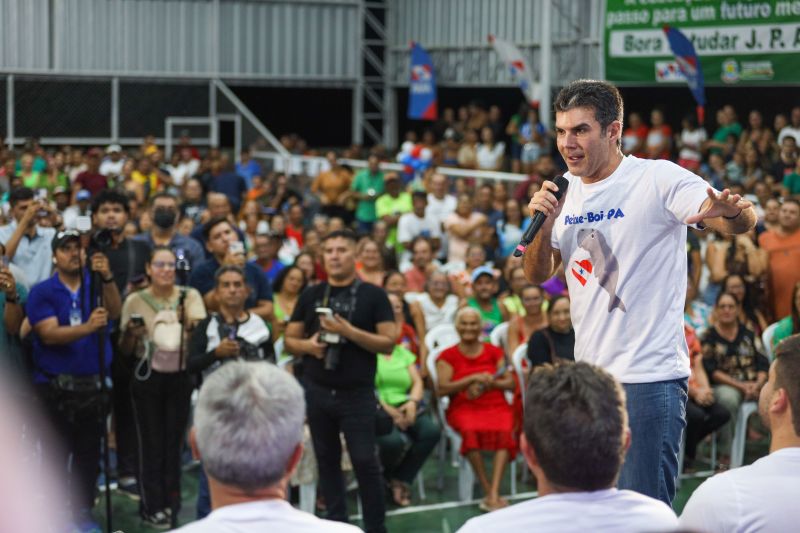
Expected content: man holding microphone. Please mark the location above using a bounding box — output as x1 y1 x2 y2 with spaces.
523 80 756 505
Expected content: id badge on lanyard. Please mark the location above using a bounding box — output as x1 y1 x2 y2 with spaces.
69 291 82 326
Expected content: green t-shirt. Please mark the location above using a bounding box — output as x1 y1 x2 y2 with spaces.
24 173 70 198
772 316 794 350
375 192 413 248
783 172 800 195
351 169 385 223
375 345 416 406
710 122 743 154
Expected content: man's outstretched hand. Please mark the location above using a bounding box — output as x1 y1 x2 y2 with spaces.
685 187 752 226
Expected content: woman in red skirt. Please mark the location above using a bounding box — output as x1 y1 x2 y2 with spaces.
436 307 517 512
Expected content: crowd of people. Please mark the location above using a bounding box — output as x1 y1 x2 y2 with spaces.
0 94 799 532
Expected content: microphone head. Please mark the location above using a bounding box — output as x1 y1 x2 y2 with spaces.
552 175 570 200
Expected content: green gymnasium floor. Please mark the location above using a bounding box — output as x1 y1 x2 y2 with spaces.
93 436 769 532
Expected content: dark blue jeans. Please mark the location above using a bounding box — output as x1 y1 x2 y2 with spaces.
305 381 386 533
618 378 687 507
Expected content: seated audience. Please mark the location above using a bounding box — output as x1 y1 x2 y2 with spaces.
375 294 440 506
416 270 459 332
436 307 516 512
701 292 770 465
465 266 509 342
458 362 678 532
507 285 547 356
680 335 800 532
526 296 574 369
684 324 731 470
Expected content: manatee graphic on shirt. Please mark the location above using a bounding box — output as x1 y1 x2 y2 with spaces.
576 228 626 313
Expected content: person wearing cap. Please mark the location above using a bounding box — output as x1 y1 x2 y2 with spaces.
73 148 109 200
52 185 71 213
375 172 412 253
100 144 126 179
26 228 121 529
465 266 509 342
0 187 58 285
62 189 93 231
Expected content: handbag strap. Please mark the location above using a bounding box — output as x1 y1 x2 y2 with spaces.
541 328 558 363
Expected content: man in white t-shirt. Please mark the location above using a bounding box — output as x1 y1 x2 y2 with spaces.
458 362 677 533
680 335 800 532
397 191 442 267
524 79 757 505
426 173 457 260
175 361 359 533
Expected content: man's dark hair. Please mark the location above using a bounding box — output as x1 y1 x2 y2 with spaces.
411 190 427 201
92 188 131 215
203 216 236 241
774 335 800 434
524 362 627 491
214 264 246 285
149 191 178 208
8 187 34 207
783 197 800 210
554 79 624 142
321 229 358 244
410 235 432 253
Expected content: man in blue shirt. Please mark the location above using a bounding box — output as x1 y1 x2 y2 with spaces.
189 217 273 322
27 230 121 528
234 148 262 190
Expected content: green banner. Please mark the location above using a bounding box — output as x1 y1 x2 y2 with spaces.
605 0 800 84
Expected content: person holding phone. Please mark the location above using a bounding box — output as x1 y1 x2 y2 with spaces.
0 187 58 285
189 217 273 322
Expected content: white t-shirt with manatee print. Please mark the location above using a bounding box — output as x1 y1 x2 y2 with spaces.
550 155 710 384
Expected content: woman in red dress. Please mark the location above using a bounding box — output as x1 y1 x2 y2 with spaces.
436 307 516 512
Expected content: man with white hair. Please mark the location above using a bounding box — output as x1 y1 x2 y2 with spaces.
176 361 359 532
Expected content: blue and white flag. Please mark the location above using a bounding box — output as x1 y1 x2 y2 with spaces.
408 42 438 120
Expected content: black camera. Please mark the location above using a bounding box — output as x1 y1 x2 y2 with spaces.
90 228 114 250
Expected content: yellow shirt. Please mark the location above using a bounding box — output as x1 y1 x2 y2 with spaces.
132 170 159 197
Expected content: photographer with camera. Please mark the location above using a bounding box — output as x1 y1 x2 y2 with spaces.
285 229 396 533
0 187 59 285
187 264 274 519
26 230 121 530
118 246 207 529
90 189 151 500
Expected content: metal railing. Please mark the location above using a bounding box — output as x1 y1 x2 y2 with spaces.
253 151 528 183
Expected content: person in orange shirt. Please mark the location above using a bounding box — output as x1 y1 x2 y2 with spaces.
759 198 800 320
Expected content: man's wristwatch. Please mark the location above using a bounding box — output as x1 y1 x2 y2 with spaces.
5 294 17 304
102 276 115 284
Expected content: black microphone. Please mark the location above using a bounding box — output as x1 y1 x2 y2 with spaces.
512 175 570 257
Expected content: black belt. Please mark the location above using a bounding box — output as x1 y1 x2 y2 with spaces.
51 374 103 393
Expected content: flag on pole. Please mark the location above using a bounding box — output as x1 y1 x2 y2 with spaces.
408 42 438 120
663 25 706 124
488 34 540 107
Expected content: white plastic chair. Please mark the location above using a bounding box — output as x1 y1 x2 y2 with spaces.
762 321 779 362
677 431 717 488
427 349 474 500
427 347 517 500
424 324 459 354
489 321 510 352
730 401 758 468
